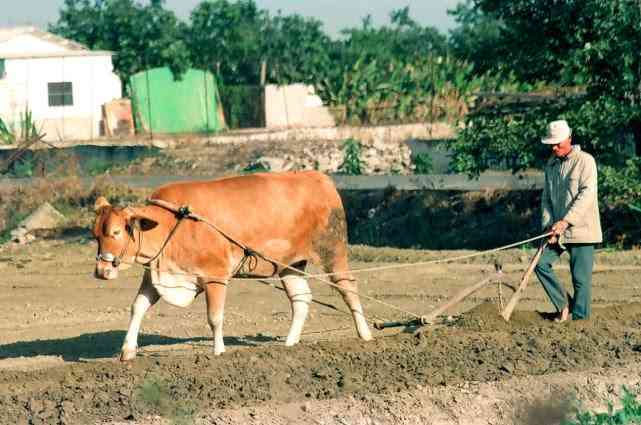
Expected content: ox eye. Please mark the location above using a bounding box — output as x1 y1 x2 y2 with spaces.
113 229 121 237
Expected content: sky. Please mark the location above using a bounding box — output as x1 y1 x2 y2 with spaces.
1 0 461 37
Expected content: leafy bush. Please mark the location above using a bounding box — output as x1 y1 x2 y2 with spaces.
599 158 641 207
0 106 45 145
338 138 364 175
563 387 641 425
11 158 35 178
84 158 112 176
0 116 15 145
18 107 45 142
598 158 641 247
413 152 433 174
242 162 269 174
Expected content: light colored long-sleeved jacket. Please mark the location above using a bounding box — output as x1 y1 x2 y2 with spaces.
541 145 603 244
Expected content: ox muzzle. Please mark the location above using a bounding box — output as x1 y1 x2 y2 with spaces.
95 252 121 280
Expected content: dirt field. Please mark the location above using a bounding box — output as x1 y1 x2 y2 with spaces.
2 237 641 424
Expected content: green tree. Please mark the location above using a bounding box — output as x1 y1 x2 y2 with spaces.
340 7 447 64
467 0 641 90
451 0 641 178
447 0 505 75
50 0 190 85
262 13 334 85
464 0 586 84
184 0 265 85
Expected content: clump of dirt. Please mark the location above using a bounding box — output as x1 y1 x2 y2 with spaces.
417 302 641 383
3 302 641 424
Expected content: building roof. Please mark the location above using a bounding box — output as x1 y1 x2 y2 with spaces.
0 26 113 59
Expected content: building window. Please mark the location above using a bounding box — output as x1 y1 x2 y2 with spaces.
48 82 73 107
0 59 5 79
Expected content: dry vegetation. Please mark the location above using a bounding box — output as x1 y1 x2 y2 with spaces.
0 176 150 242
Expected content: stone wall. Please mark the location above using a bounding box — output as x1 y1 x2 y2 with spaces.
239 123 454 175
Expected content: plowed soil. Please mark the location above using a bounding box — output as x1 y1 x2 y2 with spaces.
1 239 641 424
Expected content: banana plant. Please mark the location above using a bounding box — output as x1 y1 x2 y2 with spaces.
0 118 16 145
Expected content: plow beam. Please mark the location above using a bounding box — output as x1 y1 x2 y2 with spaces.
373 317 428 330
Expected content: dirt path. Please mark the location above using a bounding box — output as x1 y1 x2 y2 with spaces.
1 239 641 424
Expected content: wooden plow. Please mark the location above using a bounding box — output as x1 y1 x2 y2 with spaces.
373 242 547 331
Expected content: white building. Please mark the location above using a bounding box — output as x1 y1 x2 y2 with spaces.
0 26 121 142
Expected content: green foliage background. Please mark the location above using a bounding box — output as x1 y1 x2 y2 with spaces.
43 0 641 244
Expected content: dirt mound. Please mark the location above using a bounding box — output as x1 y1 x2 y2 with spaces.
3 302 641 424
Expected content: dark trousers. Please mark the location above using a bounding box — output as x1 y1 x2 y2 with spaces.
534 243 595 320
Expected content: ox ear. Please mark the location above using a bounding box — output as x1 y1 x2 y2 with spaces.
94 196 111 213
125 208 159 232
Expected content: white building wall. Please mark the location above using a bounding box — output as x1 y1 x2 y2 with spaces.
1 55 122 141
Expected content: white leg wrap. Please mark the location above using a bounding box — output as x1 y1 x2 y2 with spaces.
122 281 159 360
351 304 373 341
335 279 373 341
208 310 225 355
282 276 312 346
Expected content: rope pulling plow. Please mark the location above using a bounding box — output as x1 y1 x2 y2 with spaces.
372 239 548 330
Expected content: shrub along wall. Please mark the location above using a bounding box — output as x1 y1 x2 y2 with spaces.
341 189 641 250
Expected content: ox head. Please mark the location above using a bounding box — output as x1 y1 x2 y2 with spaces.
92 196 158 280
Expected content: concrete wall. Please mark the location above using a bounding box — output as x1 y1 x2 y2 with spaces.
204 122 455 146
0 173 544 192
264 84 335 128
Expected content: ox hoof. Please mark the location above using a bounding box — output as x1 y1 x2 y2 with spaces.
359 329 373 341
120 348 137 362
285 338 300 347
358 326 373 342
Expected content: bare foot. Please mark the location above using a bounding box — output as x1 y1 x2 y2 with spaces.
554 306 570 323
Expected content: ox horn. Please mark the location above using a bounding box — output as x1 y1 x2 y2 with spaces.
94 196 111 213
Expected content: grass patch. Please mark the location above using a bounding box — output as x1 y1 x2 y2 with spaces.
135 375 196 425
563 387 641 425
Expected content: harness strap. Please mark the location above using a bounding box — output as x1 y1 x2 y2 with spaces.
144 211 187 265
146 198 279 276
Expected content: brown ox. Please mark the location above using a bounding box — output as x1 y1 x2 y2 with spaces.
92 171 372 361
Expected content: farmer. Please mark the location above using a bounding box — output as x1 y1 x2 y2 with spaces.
534 119 602 322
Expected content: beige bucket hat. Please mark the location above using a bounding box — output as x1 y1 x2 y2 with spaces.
541 120 572 144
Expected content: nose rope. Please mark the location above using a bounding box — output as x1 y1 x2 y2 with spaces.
96 233 129 268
